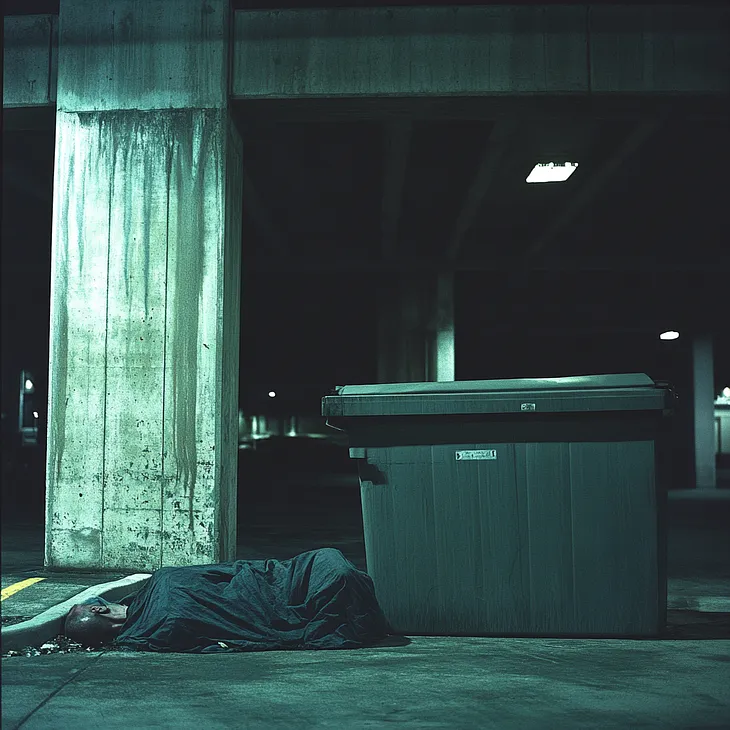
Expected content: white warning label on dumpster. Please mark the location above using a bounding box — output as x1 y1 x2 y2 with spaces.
455 450 497 461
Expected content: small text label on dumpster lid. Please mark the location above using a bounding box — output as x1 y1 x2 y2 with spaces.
455 450 497 461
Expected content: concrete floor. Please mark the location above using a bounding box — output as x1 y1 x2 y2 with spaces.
2 485 730 729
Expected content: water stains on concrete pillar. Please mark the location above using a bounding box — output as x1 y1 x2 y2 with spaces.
46 0 242 571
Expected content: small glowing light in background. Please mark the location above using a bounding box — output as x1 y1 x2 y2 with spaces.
33 411 39 419
659 331 680 340
723 387 730 398
25 379 34 391
526 162 579 183
268 391 276 398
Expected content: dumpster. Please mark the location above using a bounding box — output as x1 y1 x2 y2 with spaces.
322 373 675 638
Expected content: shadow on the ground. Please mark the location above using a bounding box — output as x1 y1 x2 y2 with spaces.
663 610 730 640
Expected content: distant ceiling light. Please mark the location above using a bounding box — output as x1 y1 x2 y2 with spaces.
526 162 578 183
659 331 680 340
24 379 34 391
268 391 276 398
33 411 39 419
723 387 730 398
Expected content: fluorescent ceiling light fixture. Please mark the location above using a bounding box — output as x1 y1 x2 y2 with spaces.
526 162 578 183
659 331 680 340
268 391 276 398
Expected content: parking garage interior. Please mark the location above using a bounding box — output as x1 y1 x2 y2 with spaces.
2 2 730 728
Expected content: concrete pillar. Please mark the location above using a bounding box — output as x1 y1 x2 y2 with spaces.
692 334 717 489
430 272 455 382
377 272 455 383
45 0 242 571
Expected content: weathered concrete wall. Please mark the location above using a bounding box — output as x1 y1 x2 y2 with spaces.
234 6 588 98
232 5 729 99
6 5 728 109
46 0 242 571
3 15 57 107
589 6 730 93
47 109 242 570
56 0 227 112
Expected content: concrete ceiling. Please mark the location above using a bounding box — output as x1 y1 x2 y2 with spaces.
5 101 727 331
237 104 729 274
234 98 729 365
2 99 728 390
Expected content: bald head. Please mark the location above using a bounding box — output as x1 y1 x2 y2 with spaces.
63 602 128 647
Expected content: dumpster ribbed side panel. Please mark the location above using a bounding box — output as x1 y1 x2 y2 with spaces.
522 441 659 635
566 440 659 634
520 443 577 633
361 443 530 635
359 439 661 636
361 452 442 630
431 442 530 633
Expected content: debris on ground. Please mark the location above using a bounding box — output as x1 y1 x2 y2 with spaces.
1 634 114 658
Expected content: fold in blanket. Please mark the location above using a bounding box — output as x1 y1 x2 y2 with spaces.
112 548 392 653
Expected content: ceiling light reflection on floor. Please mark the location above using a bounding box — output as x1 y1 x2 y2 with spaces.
526 162 578 183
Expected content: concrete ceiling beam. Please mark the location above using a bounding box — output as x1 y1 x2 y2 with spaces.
233 6 730 100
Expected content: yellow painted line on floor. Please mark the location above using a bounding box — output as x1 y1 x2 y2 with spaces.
1 577 46 601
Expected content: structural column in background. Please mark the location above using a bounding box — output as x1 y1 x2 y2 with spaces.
46 0 242 571
692 334 717 489
377 272 455 383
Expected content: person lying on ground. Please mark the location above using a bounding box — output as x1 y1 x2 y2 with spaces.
63 547 392 653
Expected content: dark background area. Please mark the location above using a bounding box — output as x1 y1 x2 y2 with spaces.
1 124 728 459
5 149 726 426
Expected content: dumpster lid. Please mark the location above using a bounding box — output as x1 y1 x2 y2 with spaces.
333 373 656 396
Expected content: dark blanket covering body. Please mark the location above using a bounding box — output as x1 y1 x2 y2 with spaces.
112 548 391 653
